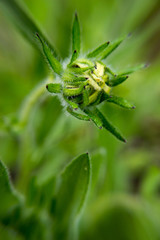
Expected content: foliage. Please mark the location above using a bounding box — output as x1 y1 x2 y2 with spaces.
0 0 160 239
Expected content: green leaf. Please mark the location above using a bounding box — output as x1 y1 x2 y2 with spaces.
69 50 78 65
63 81 88 97
141 167 160 197
67 107 90 121
0 0 58 57
46 83 62 93
64 97 79 110
118 64 147 76
105 66 115 76
106 95 136 109
54 153 91 239
72 12 81 55
107 75 128 87
83 107 103 129
94 108 126 142
91 149 106 195
100 35 126 60
62 71 88 83
69 65 94 74
36 33 62 75
87 41 110 58
0 160 19 217
27 175 56 208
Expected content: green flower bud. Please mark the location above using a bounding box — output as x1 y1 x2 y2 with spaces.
36 13 145 142
62 59 110 107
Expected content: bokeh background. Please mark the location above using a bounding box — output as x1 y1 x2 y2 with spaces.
0 0 160 239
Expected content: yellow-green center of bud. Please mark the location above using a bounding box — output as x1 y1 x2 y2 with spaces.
62 58 111 107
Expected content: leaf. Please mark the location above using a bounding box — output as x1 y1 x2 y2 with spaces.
141 167 160 197
27 175 56 208
0 0 58 58
107 75 128 87
83 107 103 129
26 176 39 206
36 33 62 75
117 63 147 76
70 66 94 73
72 12 81 55
87 41 110 58
64 97 79 109
0 160 19 217
105 66 115 76
46 83 62 93
100 35 126 60
91 148 106 195
67 107 90 121
69 50 78 65
54 153 91 239
94 108 126 142
105 95 136 109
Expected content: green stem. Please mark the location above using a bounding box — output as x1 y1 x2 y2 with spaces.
18 79 51 128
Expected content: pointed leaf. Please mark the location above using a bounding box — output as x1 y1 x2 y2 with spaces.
64 97 79 110
54 153 91 239
105 66 115 76
106 95 136 109
94 108 126 142
69 50 78 65
87 41 110 58
83 107 103 129
108 75 128 87
46 83 62 93
69 65 94 74
0 0 58 57
72 12 81 55
118 64 147 76
67 106 90 121
62 71 88 83
100 36 126 60
36 33 62 75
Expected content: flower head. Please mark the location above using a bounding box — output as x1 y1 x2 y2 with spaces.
36 13 145 142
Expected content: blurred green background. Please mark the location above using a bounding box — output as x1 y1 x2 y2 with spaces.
0 0 160 239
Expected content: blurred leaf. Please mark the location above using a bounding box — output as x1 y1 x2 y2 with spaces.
0 223 24 240
90 148 107 197
0 0 58 57
54 153 91 240
141 167 160 198
27 175 56 209
0 160 19 217
81 195 159 240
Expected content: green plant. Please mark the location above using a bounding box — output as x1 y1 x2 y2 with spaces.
0 0 145 142
36 14 144 143
2 0 159 240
